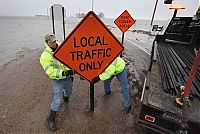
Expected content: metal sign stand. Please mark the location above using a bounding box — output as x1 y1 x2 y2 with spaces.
51 6 55 35
90 0 95 112
62 7 66 40
114 10 135 57
120 32 125 57
51 5 66 39
90 83 94 112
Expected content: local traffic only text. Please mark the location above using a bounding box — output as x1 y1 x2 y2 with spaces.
70 36 112 71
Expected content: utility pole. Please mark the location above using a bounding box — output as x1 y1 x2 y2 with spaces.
92 0 94 11
150 0 159 26
47 7 48 17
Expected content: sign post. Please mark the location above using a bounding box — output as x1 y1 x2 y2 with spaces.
53 11 124 112
90 83 94 111
51 4 66 40
114 10 136 57
51 6 55 35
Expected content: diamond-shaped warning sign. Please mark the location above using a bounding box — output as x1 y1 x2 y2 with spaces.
53 11 124 82
114 10 136 33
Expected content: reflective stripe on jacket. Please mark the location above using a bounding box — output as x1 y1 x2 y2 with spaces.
40 41 70 80
99 57 125 80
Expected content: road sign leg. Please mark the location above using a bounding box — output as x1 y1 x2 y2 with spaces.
121 32 125 45
90 83 94 112
121 32 125 57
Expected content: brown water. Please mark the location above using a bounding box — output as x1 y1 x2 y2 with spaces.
0 16 166 67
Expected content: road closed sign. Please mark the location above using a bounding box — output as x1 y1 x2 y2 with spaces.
114 10 136 33
53 11 124 82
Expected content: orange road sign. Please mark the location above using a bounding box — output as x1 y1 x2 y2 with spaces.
114 10 136 33
53 11 124 82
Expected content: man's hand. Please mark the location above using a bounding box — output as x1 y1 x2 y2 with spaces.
67 70 74 75
80 77 85 80
62 70 74 77
92 76 100 83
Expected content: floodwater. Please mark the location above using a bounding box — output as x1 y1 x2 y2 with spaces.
0 16 167 67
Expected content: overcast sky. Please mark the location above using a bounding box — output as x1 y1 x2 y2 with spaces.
0 0 199 20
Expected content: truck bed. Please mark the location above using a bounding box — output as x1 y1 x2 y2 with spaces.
139 60 200 134
147 60 200 123
139 16 200 134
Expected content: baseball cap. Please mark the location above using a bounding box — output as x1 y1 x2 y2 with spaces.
45 34 56 43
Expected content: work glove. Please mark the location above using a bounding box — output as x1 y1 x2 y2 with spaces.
62 70 74 77
92 76 100 83
80 77 85 80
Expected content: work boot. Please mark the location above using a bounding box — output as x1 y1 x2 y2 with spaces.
105 91 111 95
124 105 131 114
47 110 57 132
63 95 69 102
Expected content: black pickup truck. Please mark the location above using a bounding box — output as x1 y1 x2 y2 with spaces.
138 17 200 134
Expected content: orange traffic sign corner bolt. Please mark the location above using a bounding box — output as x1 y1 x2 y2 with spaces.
53 11 124 82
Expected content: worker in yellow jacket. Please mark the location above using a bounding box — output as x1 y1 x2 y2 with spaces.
92 57 131 113
40 34 74 132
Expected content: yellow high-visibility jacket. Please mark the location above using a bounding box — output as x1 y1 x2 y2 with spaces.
99 57 125 80
40 41 71 80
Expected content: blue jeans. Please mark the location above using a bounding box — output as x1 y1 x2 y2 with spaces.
103 68 131 108
50 77 73 111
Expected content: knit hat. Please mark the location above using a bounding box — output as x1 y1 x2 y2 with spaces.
45 34 56 42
